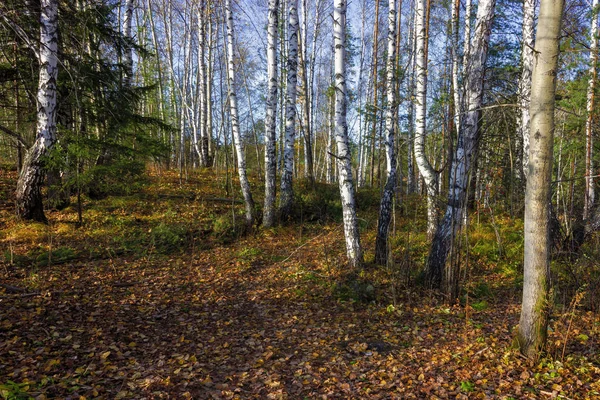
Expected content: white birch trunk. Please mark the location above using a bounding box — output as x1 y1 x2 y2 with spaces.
122 0 135 88
375 0 398 265
413 0 438 238
207 17 214 161
279 0 299 220
425 0 496 291
334 0 363 268
407 12 416 194
16 0 59 222
450 0 461 136
584 0 599 221
356 0 367 187
198 0 211 168
462 0 472 70
263 0 280 227
517 0 564 359
518 0 535 180
225 0 256 226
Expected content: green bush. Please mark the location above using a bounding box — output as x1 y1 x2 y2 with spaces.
151 223 189 254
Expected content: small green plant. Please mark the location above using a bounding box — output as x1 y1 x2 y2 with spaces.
151 223 189 254
472 300 489 311
460 380 475 393
32 247 77 267
0 380 32 400
211 214 240 242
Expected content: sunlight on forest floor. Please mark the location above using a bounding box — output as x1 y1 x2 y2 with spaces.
1 167 599 399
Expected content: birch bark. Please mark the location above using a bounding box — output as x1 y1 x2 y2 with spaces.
334 0 363 268
413 0 438 238
16 0 59 222
518 0 535 180
425 0 496 292
225 0 256 226
263 0 279 227
584 0 599 222
450 0 460 136
122 0 135 88
375 0 398 265
517 0 564 359
279 0 299 220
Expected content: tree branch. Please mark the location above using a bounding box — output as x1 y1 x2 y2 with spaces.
0 124 29 147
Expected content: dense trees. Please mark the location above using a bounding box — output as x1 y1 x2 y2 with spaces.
1 0 599 360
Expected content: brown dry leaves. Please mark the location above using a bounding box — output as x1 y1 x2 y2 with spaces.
1 169 599 399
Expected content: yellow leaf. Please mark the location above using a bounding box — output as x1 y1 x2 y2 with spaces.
101 351 111 360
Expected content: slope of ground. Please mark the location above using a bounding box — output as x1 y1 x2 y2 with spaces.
1 167 599 399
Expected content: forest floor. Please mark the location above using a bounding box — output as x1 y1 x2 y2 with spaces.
1 167 600 399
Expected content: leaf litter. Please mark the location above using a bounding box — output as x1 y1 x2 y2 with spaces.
1 169 599 399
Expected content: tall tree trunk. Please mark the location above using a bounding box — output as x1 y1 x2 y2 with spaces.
326 94 334 184
518 0 535 181
406 12 416 194
298 2 314 184
308 0 322 162
356 0 368 187
375 0 398 265
207 16 215 163
517 0 564 360
584 0 599 222
199 0 211 168
450 0 460 136
16 0 59 222
425 0 496 292
279 0 299 220
122 0 135 88
263 0 280 228
225 0 256 226
369 0 381 187
334 0 363 268
146 0 169 157
413 0 438 239
462 0 472 69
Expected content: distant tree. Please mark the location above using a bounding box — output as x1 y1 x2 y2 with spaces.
584 0 599 223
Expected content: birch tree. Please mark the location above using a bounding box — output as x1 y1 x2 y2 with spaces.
517 0 564 359
334 0 363 269
425 0 496 292
413 0 439 239
122 0 135 88
279 0 299 220
263 0 279 228
225 0 256 226
375 0 397 265
450 0 460 136
198 0 211 168
518 0 535 180
15 0 59 222
584 0 599 222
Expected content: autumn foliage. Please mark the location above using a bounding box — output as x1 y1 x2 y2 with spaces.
1 168 599 399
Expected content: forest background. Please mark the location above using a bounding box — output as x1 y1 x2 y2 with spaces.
1 0 600 398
